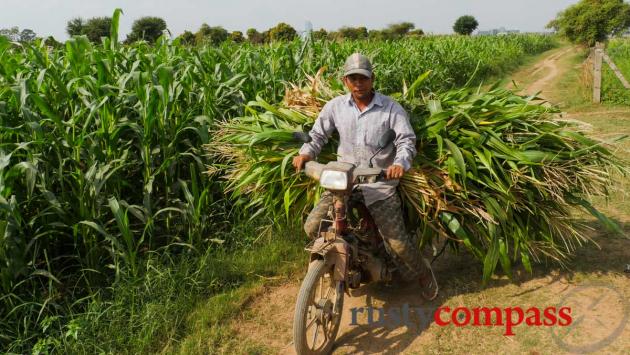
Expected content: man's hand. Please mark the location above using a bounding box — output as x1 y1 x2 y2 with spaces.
292 154 312 172
385 164 405 179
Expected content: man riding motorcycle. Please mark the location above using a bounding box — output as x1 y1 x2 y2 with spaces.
292 52 438 300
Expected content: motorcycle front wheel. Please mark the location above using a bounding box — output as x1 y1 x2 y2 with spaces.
293 259 345 355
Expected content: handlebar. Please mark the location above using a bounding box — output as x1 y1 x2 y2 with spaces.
303 161 395 184
303 161 324 181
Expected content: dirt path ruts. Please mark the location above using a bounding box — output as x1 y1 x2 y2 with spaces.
505 47 575 100
524 47 574 97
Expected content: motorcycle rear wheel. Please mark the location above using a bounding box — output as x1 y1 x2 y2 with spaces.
293 259 344 355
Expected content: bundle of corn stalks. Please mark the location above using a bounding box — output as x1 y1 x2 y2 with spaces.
207 72 628 282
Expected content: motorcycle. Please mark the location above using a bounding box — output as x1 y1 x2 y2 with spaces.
292 129 429 354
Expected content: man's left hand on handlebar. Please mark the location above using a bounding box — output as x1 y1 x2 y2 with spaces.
292 154 312 171
385 164 404 179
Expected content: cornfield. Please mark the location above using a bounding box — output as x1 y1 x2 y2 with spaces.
0 8 590 350
602 37 630 105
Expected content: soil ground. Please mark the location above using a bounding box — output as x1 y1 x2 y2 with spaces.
185 46 630 355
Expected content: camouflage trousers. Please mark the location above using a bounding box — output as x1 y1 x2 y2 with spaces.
304 189 428 281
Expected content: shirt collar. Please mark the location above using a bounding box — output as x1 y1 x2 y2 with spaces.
345 91 383 108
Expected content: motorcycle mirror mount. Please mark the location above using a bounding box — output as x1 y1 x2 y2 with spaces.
378 129 396 149
292 131 312 144
369 129 396 168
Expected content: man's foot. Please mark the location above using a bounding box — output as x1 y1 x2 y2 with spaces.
419 258 438 301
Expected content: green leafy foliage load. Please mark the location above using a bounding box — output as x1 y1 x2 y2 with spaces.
210 76 628 286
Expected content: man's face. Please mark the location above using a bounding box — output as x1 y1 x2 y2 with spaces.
343 74 374 100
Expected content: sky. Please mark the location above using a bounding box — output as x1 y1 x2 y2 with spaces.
0 0 578 40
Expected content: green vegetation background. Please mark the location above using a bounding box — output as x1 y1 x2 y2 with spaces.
0 18 580 353
602 38 630 105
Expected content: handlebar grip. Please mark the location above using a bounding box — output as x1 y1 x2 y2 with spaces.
303 161 324 181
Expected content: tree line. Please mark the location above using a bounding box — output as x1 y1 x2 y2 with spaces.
66 16 169 44
1 14 484 47
63 16 433 45
63 16 482 45
12 2 630 49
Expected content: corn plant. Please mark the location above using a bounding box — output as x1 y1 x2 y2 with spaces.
0 14 218 347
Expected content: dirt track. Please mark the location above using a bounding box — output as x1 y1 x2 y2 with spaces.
228 47 630 355
522 47 575 97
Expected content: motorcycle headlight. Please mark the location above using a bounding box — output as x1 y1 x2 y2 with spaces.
319 170 348 190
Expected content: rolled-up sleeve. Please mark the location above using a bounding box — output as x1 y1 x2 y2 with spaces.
391 104 417 171
298 101 336 158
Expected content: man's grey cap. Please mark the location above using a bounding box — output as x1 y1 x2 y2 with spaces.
343 53 373 78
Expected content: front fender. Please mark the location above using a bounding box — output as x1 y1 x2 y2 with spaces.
307 237 350 281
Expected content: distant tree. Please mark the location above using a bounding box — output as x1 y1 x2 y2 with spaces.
368 29 388 41
44 36 62 48
195 24 229 45
337 26 368 40
195 24 208 45
0 27 21 41
0 27 37 42
66 17 85 37
407 29 425 37
246 28 264 44
176 30 195 45
261 29 271 43
453 15 479 35
83 17 112 43
312 28 327 40
335 27 350 40
268 22 297 42
229 31 245 43
355 26 369 39
547 0 630 46
387 22 415 37
19 29 36 42
126 16 167 43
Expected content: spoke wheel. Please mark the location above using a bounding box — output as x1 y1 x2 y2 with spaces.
293 259 344 355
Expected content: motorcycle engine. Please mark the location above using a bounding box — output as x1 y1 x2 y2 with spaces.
364 257 393 283
347 269 362 289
